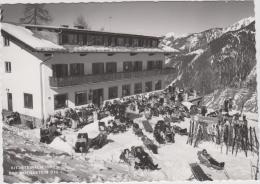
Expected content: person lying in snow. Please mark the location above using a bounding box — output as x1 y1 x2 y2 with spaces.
197 149 225 170
133 146 160 170
141 136 158 154
90 126 109 149
119 148 135 165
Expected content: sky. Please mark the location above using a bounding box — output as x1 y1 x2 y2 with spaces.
2 1 255 37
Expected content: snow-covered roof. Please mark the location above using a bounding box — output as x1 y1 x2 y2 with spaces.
1 22 177 53
24 24 162 38
1 23 65 51
67 45 179 53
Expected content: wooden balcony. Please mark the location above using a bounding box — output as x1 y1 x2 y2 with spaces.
49 68 175 88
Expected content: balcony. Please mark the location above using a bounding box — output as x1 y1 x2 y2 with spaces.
49 68 175 88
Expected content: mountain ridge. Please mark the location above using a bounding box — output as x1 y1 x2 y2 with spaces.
162 16 257 112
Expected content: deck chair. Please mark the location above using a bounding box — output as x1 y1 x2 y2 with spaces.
189 163 213 181
142 120 153 133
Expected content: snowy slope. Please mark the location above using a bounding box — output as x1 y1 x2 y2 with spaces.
223 16 255 33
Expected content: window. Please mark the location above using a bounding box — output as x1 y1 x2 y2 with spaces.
117 37 125 46
70 63 84 76
152 40 158 47
75 91 87 106
52 64 68 78
147 61 154 70
132 38 139 47
108 86 118 99
147 60 162 70
61 34 68 44
134 83 142 94
68 34 78 44
109 37 116 46
24 93 33 109
138 39 144 47
143 39 148 47
123 61 133 72
54 94 68 109
78 34 83 45
122 84 131 97
106 62 117 73
4 36 10 46
133 61 142 71
104 36 109 46
155 80 162 90
87 34 95 45
125 37 130 47
145 81 153 92
147 39 152 48
92 63 104 75
155 60 163 69
95 35 103 45
5 62 11 73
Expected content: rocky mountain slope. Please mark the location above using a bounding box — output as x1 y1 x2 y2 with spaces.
162 17 257 112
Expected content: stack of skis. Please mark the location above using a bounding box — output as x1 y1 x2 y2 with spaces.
187 118 259 157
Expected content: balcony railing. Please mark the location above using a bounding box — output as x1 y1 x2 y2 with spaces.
49 68 176 88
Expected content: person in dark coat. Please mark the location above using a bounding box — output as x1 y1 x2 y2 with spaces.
165 127 175 143
198 149 225 169
134 147 160 170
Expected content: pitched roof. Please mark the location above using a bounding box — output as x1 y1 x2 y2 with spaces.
1 22 178 53
1 23 65 51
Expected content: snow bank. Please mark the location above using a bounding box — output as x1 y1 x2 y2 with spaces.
181 101 193 110
1 23 65 51
49 137 74 154
78 116 114 138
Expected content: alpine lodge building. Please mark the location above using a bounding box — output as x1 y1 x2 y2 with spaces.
1 22 177 126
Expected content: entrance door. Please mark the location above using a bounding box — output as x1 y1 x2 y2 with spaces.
7 93 13 111
92 88 104 107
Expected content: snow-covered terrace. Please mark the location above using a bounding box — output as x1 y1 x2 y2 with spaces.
1 22 179 53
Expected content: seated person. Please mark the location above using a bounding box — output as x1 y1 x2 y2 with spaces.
165 127 175 143
120 148 135 165
197 149 225 169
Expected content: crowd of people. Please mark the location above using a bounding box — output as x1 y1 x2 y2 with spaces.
36 83 256 171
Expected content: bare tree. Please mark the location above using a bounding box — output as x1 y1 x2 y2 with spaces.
74 15 90 29
20 4 52 25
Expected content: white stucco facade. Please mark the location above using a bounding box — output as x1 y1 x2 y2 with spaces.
1 24 175 123
42 52 169 118
1 38 44 120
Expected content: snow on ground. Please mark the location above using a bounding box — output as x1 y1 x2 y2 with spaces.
182 101 194 110
4 109 258 181
43 113 258 181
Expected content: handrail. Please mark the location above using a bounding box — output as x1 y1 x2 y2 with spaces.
49 68 175 87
